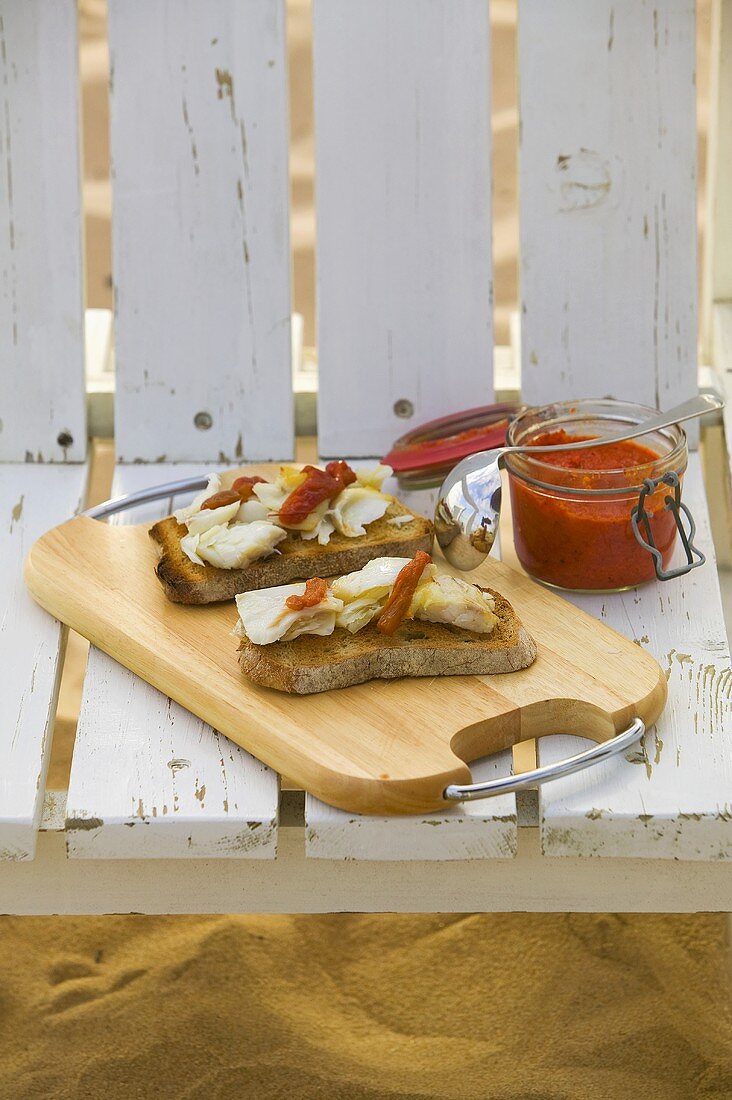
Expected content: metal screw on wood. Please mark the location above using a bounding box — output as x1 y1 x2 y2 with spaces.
393 399 414 418
193 411 213 430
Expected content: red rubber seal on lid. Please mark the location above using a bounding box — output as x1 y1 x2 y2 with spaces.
383 403 520 477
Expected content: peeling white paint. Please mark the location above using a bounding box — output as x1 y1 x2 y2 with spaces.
0 1 85 462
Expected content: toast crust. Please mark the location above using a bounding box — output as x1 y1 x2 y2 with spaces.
150 500 433 604
237 588 537 693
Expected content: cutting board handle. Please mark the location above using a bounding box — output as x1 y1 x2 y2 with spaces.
446 717 645 801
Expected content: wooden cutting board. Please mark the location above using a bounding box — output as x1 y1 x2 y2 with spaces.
24 512 667 815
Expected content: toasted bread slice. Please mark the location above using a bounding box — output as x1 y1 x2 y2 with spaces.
238 588 536 693
150 500 433 605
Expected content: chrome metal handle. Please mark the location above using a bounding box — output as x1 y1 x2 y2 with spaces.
82 475 209 520
443 717 645 802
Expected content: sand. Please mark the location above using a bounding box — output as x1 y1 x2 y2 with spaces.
0 913 730 1099
2 3 729 1097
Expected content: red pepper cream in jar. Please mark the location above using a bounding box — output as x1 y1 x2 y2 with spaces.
505 400 688 592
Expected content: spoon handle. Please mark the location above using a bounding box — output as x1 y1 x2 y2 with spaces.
505 392 722 455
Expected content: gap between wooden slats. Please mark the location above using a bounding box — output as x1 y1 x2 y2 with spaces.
0 0 86 462
66 466 279 859
536 456 732 859
313 0 494 458
519 0 697 417
304 476 520 860
108 0 293 464
0 466 88 860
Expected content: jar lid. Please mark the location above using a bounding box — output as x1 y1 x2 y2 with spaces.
383 403 521 488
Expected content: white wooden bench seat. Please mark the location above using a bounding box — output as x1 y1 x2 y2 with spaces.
2 452 730 906
0 0 730 914
42 449 727 877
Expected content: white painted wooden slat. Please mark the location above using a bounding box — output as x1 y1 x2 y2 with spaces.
0 0 85 462
108 0 293 464
306 752 517 861
313 0 494 458
519 0 697 412
536 455 732 859
67 465 279 858
304 474 520 859
0 465 88 860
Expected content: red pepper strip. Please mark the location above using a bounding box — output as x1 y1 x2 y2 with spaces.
325 460 357 491
278 465 342 526
232 475 266 502
286 577 328 612
376 551 432 636
200 488 241 511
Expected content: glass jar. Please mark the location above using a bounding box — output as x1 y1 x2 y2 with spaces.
505 399 689 593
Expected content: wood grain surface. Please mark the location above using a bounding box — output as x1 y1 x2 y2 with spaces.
24 479 667 815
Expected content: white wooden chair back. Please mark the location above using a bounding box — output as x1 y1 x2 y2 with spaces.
0 0 698 466
106 0 697 461
5 1 730 887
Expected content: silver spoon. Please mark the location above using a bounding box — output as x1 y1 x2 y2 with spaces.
434 393 723 571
